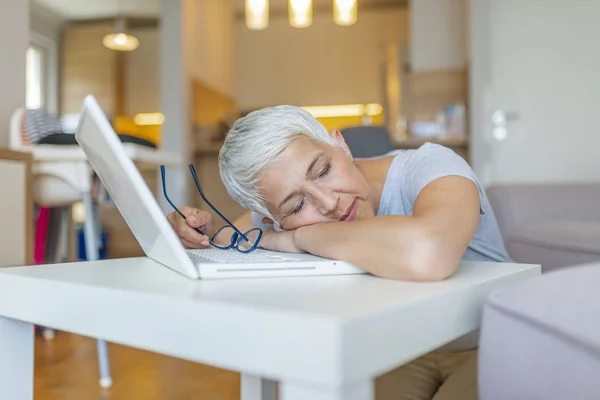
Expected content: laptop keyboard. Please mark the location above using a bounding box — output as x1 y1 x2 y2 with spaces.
186 248 301 263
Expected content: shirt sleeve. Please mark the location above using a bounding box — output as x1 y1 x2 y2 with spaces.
404 142 487 215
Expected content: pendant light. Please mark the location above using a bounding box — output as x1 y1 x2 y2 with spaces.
334 0 358 26
103 18 139 52
246 0 269 30
289 0 313 28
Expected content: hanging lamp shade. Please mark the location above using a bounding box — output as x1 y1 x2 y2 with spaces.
334 0 358 26
246 0 269 30
289 0 313 28
103 18 139 51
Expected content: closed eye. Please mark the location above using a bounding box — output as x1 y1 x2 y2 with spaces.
291 196 305 215
286 160 332 217
317 161 332 179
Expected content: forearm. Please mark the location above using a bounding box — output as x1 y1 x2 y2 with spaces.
232 210 257 232
212 211 256 246
293 216 454 281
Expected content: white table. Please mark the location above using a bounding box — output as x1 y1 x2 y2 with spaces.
14 143 182 168
15 142 181 387
0 258 540 400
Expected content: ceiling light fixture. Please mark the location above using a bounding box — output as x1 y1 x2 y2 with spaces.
289 0 313 28
246 0 269 30
103 18 139 52
333 0 358 26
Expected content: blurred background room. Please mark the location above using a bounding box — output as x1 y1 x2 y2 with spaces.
17 0 470 263
1 0 599 398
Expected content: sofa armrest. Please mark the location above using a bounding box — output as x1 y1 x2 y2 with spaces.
486 184 600 240
479 262 600 400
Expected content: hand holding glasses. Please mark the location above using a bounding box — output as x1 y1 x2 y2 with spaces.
161 164 263 253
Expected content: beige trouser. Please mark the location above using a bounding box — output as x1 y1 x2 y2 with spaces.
375 349 478 400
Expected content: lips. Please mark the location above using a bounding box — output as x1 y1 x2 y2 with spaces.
340 200 358 222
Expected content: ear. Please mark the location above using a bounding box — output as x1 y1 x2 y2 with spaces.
261 217 274 224
330 129 353 159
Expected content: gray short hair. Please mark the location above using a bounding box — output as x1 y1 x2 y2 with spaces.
218 105 338 224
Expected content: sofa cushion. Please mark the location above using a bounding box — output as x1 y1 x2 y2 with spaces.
510 221 600 254
505 221 600 271
479 262 600 400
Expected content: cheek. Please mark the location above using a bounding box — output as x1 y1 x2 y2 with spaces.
282 206 329 230
329 163 364 193
358 200 376 218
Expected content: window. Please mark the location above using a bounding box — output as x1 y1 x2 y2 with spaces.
27 31 58 114
25 44 45 109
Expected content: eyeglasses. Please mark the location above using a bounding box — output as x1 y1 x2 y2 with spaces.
160 164 263 253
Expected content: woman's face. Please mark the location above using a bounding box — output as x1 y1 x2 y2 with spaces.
258 130 377 230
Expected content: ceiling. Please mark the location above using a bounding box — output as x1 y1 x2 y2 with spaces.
33 0 160 20
234 0 405 12
33 0 405 21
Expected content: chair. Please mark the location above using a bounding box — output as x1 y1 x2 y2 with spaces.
340 126 396 158
9 107 112 388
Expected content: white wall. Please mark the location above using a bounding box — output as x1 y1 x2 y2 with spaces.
0 0 29 147
410 0 466 72
467 0 489 180
235 8 407 110
469 0 600 185
30 4 62 43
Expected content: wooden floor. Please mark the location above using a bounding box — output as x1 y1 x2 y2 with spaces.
34 331 241 400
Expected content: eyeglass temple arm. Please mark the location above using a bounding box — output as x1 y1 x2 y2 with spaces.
160 165 205 236
187 164 250 241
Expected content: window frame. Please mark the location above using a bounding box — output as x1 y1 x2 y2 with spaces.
27 31 58 114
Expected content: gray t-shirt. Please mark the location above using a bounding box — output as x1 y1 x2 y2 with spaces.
252 142 511 264
377 142 511 263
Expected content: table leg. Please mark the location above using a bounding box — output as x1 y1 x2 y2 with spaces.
280 380 373 400
241 374 277 400
0 316 34 400
82 191 112 389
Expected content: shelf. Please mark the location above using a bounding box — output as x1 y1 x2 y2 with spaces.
393 136 468 149
193 137 469 156
14 144 182 169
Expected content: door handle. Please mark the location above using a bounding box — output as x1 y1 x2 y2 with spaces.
492 110 520 126
491 110 519 141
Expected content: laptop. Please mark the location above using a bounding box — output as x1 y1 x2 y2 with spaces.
75 95 366 279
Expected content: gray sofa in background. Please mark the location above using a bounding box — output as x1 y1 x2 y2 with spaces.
486 183 600 272
478 261 600 400
479 183 600 399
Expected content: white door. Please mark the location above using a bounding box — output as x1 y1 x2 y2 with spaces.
470 0 600 186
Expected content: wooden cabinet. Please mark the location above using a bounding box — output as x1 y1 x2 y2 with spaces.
0 149 33 267
383 0 470 162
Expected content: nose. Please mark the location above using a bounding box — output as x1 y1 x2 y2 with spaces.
313 187 339 216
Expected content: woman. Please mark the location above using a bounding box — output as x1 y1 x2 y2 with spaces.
167 105 511 399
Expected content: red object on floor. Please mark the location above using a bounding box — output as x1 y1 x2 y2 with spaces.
34 207 50 264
